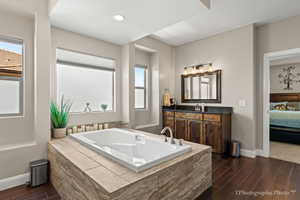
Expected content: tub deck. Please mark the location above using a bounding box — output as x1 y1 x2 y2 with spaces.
48 129 212 200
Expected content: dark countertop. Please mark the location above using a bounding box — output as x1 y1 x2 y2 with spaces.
162 105 233 114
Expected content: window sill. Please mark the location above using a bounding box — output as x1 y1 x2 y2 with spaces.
135 109 148 112
0 114 24 119
70 111 115 115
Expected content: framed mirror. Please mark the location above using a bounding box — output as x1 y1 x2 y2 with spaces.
181 70 221 103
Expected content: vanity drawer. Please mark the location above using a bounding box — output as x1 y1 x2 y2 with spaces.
175 112 202 120
203 114 221 122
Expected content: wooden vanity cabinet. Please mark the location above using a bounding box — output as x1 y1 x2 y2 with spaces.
162 110 231 154
163 111 175 136
203 121 222 153
188 120 203 144
174 118 188 139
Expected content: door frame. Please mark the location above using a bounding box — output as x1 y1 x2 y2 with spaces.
262 48 300 157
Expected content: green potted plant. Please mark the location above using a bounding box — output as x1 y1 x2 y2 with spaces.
50 96 72 138
101 104 108 112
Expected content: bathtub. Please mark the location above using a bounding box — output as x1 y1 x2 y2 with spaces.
70 128 192 172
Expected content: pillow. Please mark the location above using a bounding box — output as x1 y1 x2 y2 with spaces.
286 103 297 111
270 102 288 110
273 104 287 111
287 102 300 111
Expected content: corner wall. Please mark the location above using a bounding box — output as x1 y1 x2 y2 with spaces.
256 15 300 149
0 0 51 181
174 25 256 151
134 37 175 127
51 28 122 125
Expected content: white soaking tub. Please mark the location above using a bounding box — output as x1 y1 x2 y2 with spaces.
70 128 192 172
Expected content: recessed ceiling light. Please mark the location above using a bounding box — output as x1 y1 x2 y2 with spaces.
113 15 125 22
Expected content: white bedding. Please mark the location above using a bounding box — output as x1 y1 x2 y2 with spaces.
270 110 300 120
270 110 300 128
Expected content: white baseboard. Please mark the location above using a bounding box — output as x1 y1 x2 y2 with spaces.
0 173 29 191
240 149 270 158
135 123 159 129
256 149 269 157
240 149 256 158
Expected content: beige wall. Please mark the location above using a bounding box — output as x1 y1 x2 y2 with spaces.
0 10 34 147
135 48 151 67
174 25 256 151
0 0 51 180
51 28 122 126
256 15 300 149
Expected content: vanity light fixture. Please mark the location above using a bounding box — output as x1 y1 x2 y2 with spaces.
113 15 125 22
183 63 214 75
192 66 197 74
208 63 213 72
183 67 188 75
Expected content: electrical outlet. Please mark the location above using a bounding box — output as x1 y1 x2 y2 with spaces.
238 100 246 107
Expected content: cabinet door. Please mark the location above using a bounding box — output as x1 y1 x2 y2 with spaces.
163 111 175 134
188 120 202 143
175 119 187 139
203 121 222 153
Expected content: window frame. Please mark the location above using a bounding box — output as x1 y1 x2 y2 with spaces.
56 59 115 113
134 65 147 110
0 36 24 117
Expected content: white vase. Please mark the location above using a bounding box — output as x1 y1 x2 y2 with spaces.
52 128 67 138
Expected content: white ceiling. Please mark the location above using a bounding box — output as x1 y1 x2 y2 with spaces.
50 0 207 45
50 0 300 46
153 0 300 46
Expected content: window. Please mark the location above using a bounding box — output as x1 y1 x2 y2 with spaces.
134 66 147 109
200 77 210 99
56 49 115 113
0 38 23 115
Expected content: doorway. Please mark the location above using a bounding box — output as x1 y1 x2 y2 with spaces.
263 48 300 163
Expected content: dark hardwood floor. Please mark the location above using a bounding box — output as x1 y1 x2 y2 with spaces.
0 183 60 200
1 155 299 200
197 155 299 200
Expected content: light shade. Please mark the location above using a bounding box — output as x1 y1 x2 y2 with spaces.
208 63 213 72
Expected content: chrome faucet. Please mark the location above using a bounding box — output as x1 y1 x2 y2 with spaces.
201 103 205 112
161 127 176 144
195 103 201 111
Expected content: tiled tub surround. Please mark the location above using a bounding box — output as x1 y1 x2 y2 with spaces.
48 130 212 200
70 129 192 172
66 121 128 134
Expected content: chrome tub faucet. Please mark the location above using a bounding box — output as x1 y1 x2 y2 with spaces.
161 127 176 144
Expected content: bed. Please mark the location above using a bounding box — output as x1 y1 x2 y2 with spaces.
270 93 300 144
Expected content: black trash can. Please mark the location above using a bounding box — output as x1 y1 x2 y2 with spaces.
29 159 49 187
230 141 241 157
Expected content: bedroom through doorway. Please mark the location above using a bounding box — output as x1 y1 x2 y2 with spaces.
269 53 300 163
